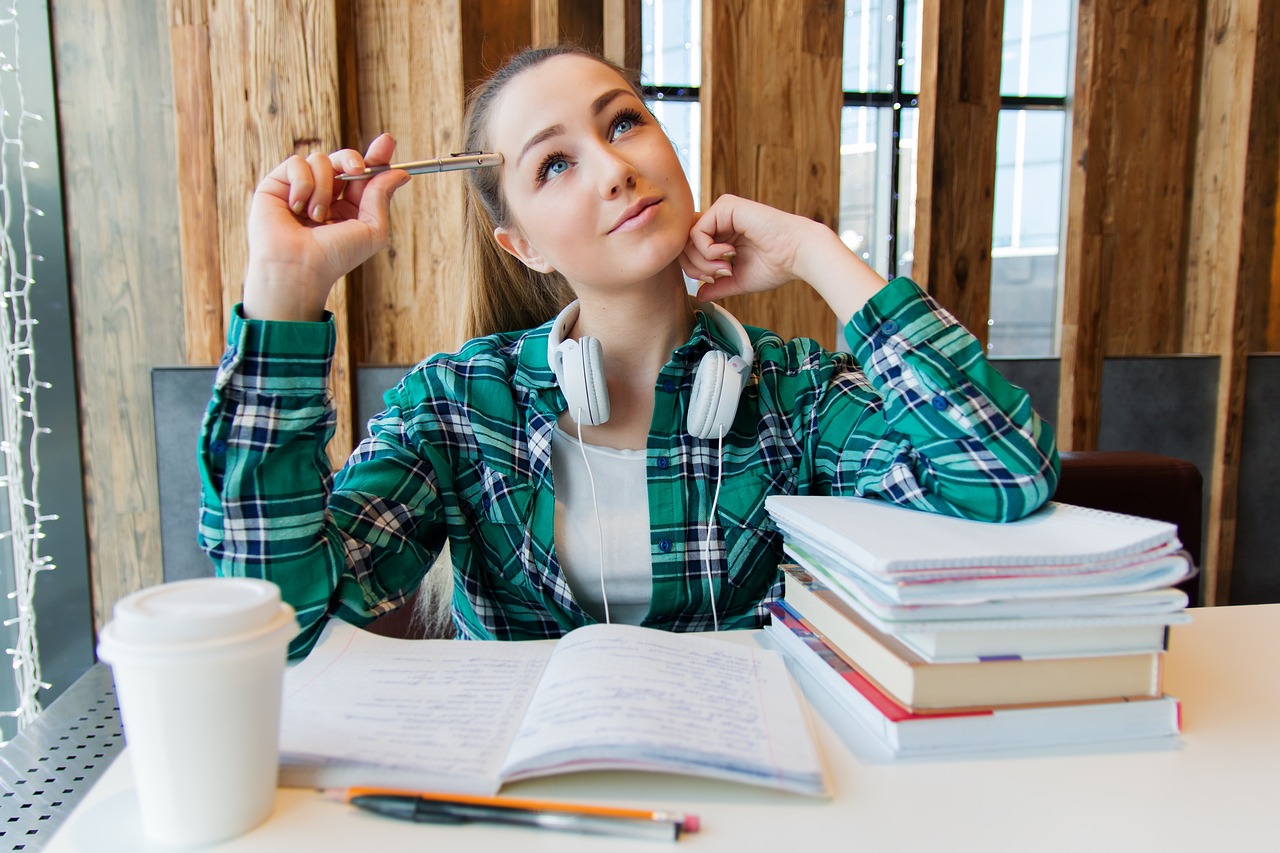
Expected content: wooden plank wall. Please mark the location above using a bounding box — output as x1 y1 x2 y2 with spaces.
51 1 186 633
1058 1 1203 450
913 0 1005 344
701 0 842 349
1183 0 1278 604
50 0 1280 631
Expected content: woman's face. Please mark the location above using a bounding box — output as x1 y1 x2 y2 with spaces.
489 54 696 293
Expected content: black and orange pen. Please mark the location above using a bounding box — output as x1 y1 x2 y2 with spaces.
327 786 699 842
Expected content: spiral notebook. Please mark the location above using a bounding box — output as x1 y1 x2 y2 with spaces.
764 497 1181 578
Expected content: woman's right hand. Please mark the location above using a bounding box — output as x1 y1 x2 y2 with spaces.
243 133 410 321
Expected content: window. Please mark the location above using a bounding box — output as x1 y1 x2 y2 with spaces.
642 0 1075 356
838 0 1074 356
640 0 701 208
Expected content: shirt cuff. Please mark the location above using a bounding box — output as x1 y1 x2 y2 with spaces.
217 303 336 395
845 276 961 362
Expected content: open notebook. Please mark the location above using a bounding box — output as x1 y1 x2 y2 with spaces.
278 621 828 797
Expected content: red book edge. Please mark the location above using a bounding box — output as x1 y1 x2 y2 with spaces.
767 602 990 723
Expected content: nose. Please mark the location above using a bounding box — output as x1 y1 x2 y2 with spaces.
595 145 638 199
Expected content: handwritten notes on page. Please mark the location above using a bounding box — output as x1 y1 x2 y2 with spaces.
276 620 828 797
502 624 828 795
279 622 553 794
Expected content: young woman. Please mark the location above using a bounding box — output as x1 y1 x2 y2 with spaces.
199 45 1059 657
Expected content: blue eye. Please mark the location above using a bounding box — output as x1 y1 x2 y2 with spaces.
536 152 571 184
610 118 635 140
610 108 644 141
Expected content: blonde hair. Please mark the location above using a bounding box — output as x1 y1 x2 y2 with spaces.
461 45 648 339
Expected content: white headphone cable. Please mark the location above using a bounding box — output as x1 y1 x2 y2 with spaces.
576 409 610 624
703 424 724 632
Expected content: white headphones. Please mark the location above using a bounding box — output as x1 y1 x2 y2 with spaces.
547 300 754 439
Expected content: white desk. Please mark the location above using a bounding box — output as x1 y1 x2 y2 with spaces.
43 604 1280 852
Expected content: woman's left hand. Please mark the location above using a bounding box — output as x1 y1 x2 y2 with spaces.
681 193 886 323
679 194 819 302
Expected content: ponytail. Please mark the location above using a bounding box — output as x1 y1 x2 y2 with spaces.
461 180 573 339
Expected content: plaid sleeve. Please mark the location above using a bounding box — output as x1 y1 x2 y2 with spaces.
813 276 1060 522
198 307 443 658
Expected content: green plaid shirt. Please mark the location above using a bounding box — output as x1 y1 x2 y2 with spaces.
199 277 1059 656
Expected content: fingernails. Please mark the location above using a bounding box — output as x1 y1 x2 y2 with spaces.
722 251 737 261
311 204 327 222
714 268 733 278
346 156 361 172
291 200 305 216
700 275 715 285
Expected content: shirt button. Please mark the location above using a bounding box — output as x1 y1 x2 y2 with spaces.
661 379 676 393
932 395 949 411
879 320 899 336
210 439 227 455
656 456 670 470
658 539 672 553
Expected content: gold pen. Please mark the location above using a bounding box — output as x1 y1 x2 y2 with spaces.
338 151 502 180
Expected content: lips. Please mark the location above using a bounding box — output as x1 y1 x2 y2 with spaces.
608 197 662 234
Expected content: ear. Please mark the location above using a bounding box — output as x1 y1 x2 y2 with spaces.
494 225 555 274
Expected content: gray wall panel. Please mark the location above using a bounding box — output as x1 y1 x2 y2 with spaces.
153 368 217 583
1098 356 1219 481
1234 355 1280 604
156 366 414 586
991 358 1059 427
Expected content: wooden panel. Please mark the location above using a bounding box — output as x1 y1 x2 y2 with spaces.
1243 4 1280 355
1099 4 1200 358
702 0 842 348
52 0 186 631
1057 0 1110 451
533 0 604 50
1185 0 1276 604
913 0 1004 345
349 1 471 366
461 0 534 90
204 0 354 465
168 3 222 364
1271 156 1280 350
603 0 642 70
1058 0 1202 450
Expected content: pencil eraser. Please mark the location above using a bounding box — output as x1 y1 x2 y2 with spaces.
682 815 700 833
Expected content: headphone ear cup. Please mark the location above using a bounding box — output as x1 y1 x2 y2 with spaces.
554 336 611 426
579 336 609 425
688 350 728 439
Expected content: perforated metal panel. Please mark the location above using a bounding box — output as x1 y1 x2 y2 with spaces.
0 666 122 851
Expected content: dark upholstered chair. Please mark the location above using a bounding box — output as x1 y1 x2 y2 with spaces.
1053 451 1204 607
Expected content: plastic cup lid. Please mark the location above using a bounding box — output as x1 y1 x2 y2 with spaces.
105 578 290 646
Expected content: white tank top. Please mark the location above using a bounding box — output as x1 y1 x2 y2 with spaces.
551 426 653 624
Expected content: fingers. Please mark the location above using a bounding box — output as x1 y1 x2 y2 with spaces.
305 151 336 223
282 156 313 215
364 132 396 166
682 209 738 287
254 135 403 225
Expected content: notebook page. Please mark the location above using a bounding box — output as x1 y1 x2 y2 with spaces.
278 621 553 793
499 623 828 796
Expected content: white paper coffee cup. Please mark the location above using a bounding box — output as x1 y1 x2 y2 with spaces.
96 578 298 845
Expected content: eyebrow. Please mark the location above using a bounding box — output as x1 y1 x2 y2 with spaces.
516 88 634 167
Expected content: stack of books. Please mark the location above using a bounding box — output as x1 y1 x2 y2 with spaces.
763 496 1194 757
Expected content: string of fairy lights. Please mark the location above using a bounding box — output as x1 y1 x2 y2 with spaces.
0 0 55 740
